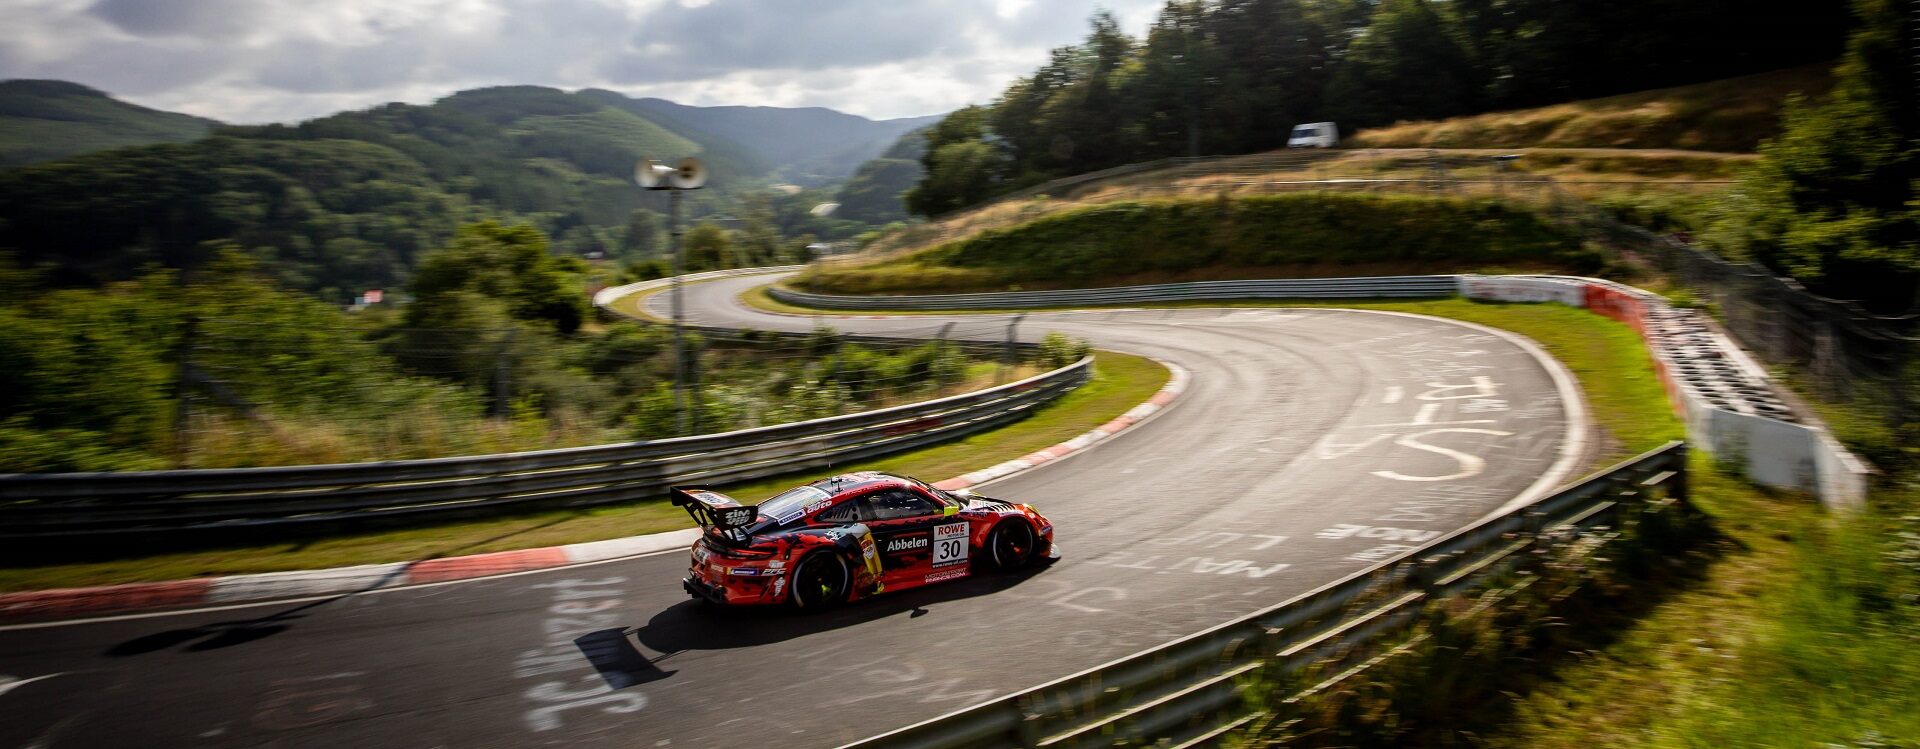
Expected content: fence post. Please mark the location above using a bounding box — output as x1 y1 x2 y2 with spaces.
691 334 705 434
172 316 199 468
494 328 516 417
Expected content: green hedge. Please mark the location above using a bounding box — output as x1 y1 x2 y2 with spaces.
799 193 1599 294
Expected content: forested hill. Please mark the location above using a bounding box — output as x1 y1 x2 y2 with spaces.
588 93 940 186
835 127 931 224
904 0 1853 214
0 80 219 167
0 84 936 299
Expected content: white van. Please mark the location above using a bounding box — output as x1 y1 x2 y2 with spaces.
1287 122 1339 148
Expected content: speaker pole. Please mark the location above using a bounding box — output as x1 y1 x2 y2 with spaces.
670 188 689 435
637 156 707 437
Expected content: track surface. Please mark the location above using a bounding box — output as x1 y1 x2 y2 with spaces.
0 273 1584 748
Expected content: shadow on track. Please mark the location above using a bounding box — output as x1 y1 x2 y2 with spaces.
634 564 1053 657
101 518 578 657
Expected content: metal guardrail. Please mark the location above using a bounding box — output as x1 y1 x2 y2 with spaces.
0 270 1093 546
841 441 1689 749
772 276 1460 311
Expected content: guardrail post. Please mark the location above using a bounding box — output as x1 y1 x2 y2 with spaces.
1003 314 1025 381
1668 443 1690 503
937 321 956 394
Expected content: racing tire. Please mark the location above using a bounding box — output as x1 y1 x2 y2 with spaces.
984 520 1037 572
788 550 852 611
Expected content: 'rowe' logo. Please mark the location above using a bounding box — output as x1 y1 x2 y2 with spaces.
886 535 929 553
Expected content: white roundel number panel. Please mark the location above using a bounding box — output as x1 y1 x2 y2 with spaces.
932 523 969 567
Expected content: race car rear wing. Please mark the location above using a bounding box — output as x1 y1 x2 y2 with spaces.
670 486 760 531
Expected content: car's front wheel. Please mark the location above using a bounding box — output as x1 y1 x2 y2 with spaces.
788 550 851 610
985 520 1037 571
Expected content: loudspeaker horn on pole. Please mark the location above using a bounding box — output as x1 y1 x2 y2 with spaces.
636 157 706 190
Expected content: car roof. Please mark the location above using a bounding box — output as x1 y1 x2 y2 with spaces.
810 471 915 500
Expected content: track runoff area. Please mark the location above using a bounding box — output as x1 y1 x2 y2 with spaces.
0 270 1585 749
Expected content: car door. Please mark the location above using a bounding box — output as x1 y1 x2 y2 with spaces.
861 488 956 587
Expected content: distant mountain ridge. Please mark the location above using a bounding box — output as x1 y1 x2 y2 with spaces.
0 79 219 167
0 81 949 298
586 92 939 185
0 79 940 187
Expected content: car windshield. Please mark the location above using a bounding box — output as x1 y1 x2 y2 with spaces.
758 485 832 525
905 477 962 506
1292 126 1317 137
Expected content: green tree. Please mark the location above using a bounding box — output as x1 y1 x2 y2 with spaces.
408 221 589 333
682 222 734 271
620 208 661 260
1702 0 1918 311
1323 0 1480 128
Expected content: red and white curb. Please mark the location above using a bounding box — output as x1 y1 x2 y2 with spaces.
0 361 1187 624
0 530 703 623
934 360 1189 490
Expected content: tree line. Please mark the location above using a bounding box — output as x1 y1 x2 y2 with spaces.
907 0 1849 215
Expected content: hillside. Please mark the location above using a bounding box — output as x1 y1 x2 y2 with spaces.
0 80 219 167
595 94 939 186
0 84 929 298
1348 65 1834 152
795 193 1600 294
834 128 929 224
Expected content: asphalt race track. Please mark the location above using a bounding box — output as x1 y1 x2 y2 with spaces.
0 271 1587 748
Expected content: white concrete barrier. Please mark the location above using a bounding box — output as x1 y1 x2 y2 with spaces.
1505 274 1872 509
1458 275 1588 306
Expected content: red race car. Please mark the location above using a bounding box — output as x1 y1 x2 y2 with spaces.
673 472 1057 609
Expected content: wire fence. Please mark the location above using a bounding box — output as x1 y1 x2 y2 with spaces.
1547 188 1920 436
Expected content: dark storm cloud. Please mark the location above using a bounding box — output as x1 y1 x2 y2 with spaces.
88 0 263 39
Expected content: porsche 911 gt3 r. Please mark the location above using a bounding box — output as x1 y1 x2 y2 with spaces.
673 472 1056 609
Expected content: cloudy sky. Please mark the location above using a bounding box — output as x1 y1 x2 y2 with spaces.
0 0 1165 124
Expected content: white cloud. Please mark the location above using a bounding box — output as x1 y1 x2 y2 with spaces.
0 0 1164 123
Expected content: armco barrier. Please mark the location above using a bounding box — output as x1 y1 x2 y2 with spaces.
0 343 1090 546
768 270 1867 508
769 276 1459 311
840 442 1690 749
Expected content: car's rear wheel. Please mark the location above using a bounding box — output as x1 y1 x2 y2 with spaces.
789 551 851 610
985 520 1037 571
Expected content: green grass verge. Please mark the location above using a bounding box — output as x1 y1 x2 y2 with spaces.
759 283 1920 745
0 350 1167 593
1478 472 1920 747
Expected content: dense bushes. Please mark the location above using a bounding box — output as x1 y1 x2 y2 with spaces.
799 193 1596 293
0 239 1015 471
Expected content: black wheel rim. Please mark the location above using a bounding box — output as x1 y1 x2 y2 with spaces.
794 554 846 607
993 522 1034 568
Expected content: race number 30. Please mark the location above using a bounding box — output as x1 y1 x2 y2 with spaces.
933 523 969 567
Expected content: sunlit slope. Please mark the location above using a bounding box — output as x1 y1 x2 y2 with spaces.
794 193 1599 294
1348 65 1832 152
